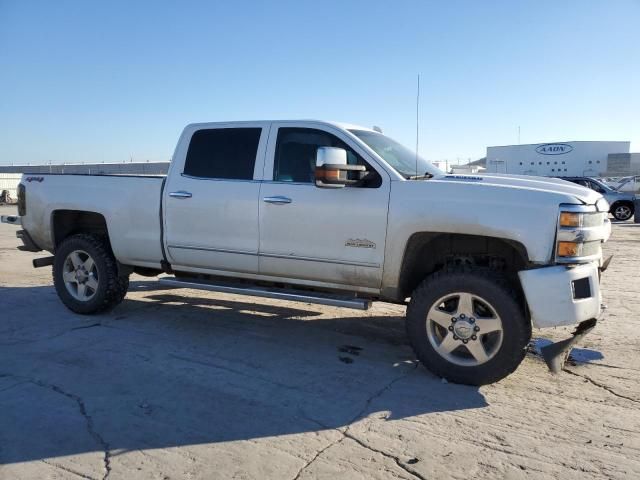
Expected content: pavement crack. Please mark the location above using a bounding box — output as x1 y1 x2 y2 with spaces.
342 363 425 479
568 361 640 372
70 323 103 331
41 459 97 479
342 430 427 480
564 368 639 404
1 373 112 480
291 435 347 480
30 379 112 480
168 352 303 391
293 363 422 480
0 380 30 394
348 361 418 425
0 323 103 346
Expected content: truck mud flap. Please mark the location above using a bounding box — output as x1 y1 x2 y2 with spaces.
540 318 598 373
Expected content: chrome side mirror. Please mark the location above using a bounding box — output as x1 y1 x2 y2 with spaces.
315 146 366 188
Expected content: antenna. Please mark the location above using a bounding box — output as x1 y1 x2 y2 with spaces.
415 74 420 178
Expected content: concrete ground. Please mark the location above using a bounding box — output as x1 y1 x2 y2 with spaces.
1 204 639 480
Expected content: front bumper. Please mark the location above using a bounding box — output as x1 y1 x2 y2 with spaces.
518 262 603 329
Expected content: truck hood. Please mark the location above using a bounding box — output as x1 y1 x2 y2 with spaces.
390 172 607 264
430 173 602 206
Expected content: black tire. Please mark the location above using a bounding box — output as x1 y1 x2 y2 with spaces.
611 202 634 221
406 269 531 385
53 234 129 314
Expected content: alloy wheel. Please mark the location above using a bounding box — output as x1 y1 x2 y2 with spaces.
425 292 504 366
62 250 99 301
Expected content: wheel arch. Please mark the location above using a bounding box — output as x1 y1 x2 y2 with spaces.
395 232 530 301
51 210 111 251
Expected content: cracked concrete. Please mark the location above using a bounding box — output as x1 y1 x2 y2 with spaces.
563 368 640 404
1 373 112 480
1 204 640 479
31 378 112 480
292 366 426 480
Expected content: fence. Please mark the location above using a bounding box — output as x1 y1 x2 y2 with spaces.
0 162 170 175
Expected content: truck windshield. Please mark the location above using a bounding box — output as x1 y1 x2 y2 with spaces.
349 129 442 179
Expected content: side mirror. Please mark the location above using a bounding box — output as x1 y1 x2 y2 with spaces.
315 146 366 188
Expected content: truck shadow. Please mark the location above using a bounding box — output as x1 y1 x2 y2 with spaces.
0 283 487 467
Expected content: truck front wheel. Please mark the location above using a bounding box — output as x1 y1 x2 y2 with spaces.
53 234 129 314
406 269 530 385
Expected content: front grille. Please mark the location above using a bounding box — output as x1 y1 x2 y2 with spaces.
17 184 26 216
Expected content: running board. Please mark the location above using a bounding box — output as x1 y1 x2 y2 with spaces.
158 277 372 310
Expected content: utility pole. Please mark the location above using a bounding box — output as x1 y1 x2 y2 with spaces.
415 74 420 178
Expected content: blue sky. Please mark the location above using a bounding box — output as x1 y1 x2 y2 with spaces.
0 0 638 165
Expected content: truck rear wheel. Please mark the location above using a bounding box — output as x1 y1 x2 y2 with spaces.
406 269 530 385
53 234 129 314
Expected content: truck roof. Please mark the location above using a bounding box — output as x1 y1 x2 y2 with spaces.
184 120 376 132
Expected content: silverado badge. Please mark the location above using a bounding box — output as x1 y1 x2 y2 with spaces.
345 239 376 249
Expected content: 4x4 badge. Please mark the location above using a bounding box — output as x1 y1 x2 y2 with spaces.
345 239 376 249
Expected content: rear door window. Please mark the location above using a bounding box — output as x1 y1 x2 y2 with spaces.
184 128 261 180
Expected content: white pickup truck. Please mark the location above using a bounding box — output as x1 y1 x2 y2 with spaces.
1 120 612 385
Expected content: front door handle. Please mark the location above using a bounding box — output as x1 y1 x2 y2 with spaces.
169 191 192 199
263 196 292 205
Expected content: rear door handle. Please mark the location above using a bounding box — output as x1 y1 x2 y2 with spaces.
263 196 292 205
169 191 192 199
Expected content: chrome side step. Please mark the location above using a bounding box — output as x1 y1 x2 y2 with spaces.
158 277 372 310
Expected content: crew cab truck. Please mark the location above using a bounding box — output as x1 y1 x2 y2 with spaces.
1 121 612 385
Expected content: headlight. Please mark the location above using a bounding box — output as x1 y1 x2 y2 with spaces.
596 197 610 212
558 210 605 229
557 241 581 257
559 212 580 227
556 205 607 263
557 241 601 258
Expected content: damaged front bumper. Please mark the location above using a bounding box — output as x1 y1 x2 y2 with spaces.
539 318 599 373
518 261 604 329
519 259 609 373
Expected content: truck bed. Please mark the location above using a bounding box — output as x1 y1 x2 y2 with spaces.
20 173 166 269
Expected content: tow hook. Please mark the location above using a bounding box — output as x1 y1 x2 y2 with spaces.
540 318 598 373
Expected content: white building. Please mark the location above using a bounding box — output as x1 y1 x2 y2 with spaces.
485 141 632 177
430 160 451 172
451 164 484 175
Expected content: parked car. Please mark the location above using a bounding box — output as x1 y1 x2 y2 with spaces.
600 177 625 188
558 177 636 221
614 176 640 194
1 120 612 385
